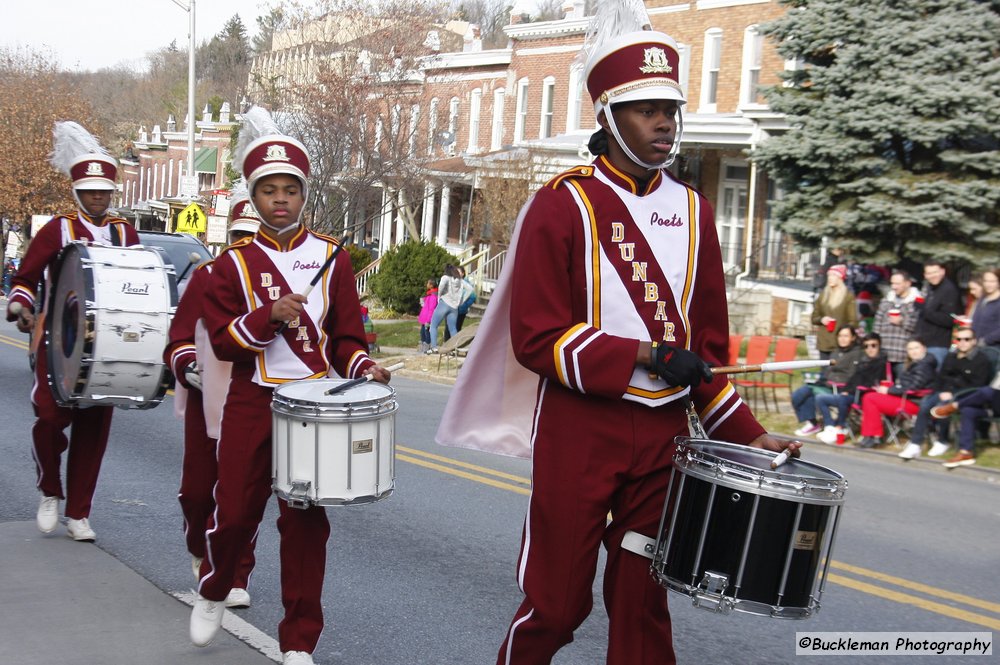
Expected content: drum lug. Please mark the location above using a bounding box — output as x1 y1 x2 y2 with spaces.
692 571 734 614
287 480 313 509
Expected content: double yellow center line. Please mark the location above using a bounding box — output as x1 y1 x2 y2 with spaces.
397 444 1000 630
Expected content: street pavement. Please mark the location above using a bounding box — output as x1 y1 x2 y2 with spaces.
1 319 997 664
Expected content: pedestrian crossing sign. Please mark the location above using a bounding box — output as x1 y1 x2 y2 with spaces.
176 203 207 234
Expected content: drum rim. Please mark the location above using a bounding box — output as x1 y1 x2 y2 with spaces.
274 378 396 404
674 437 847 505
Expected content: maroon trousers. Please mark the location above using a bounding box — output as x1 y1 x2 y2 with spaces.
497 384 679 665
179 388 256 589
31 348 113 520
199 378 330 653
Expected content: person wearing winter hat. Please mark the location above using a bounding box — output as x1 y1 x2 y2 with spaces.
5 121 139 543
435 3 797 662
188 107 393 665
811 263 858 358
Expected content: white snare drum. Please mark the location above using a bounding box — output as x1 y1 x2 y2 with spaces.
652 438 846 619
271 379 397 508
46 242 176 408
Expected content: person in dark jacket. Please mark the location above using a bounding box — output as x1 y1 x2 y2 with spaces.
914 261 962 365
857 337 938 448
897 327 993 459
970 269 1000 348
814 332 889 443
793 325 863 436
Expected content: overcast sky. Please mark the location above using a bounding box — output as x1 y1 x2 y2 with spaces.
2 0 539 72
1 0 270 72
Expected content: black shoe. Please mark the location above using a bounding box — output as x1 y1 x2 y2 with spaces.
858 436 880 449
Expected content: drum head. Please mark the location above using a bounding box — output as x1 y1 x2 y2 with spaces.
46 244 90 404
675 438 846 504
276 378 394 406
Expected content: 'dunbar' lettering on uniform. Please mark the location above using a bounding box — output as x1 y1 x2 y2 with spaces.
610 221 676 342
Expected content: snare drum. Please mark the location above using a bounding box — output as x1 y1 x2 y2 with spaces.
652 438 846 619
46 242 176 408
271 378 397 508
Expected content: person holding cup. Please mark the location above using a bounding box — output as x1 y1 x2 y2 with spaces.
811 264 858 359
873 270 920 377
856 337 938 448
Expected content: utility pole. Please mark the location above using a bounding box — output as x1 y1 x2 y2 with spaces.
171 0 197 199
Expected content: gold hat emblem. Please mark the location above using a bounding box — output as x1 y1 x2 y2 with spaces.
639 47 672 74
262 144 290 162
85 161 106 176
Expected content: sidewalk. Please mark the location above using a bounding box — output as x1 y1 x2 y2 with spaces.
0 521 277 665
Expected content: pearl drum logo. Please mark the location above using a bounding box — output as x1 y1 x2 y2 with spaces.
121 282 150 295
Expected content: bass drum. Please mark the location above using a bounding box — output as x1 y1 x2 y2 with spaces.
46 242 177 408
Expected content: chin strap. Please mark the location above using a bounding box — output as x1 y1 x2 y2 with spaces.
259 219 302 236
604 107 684 171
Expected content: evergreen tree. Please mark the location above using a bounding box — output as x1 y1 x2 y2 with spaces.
754 0 1000 267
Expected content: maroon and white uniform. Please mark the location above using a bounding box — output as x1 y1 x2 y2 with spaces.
441 156 765 664
164 262 257 588
6 212 139 521
199 227 374 653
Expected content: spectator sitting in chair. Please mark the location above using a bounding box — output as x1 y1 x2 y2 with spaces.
898 327 992 459
793 325 863 437
857 338 938 449
930 369 1000 467
814 332 889 444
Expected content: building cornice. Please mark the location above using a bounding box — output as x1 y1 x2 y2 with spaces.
421 49 512 70
504 17 588 40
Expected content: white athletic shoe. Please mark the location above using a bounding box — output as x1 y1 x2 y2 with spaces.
66 517 96 542
928 441 951 457
36 496 60 534
897 442 921 460
794 422 821 436
816 426 839 445
282 652 315 665
225 587 251 608
190 596 224 647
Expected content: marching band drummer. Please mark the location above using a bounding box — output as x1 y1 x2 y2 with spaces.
5 121 139 543
435 5 798 663
189 106 392 665
164 179 261 609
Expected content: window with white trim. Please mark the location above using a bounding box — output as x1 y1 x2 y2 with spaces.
513 78 529 143
700 28 723 111
739 26 765 106
566 66 585 131
491 88 505 150
408 104 420 157
540 76 555 139
447 97 459 156
428 97 439 156
468 88 482 153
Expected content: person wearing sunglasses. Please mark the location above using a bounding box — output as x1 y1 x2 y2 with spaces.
898 328 993 459
857 338 938 449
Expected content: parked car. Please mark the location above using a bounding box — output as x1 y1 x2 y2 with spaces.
137 230 214 293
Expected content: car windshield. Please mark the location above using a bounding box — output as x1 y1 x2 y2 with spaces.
138 233 212 286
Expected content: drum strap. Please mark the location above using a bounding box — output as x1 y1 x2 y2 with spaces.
621 530 656 560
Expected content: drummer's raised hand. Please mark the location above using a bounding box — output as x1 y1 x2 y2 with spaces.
269 293 307 324
749 433 801 458
364 364 392 385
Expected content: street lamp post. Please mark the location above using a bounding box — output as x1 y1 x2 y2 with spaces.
171 0 196 196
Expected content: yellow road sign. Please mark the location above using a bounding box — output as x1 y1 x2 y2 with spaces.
176 203 207 234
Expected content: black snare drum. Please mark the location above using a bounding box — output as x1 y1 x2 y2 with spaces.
652 438 846 619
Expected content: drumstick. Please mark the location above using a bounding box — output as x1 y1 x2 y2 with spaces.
9 301 22 316
711 359 832 375
770 449 791 470
175 252 203 283
275 233 352 336
324 362 405 396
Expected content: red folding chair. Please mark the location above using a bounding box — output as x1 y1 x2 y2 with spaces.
756 336 802 407
732 335 774 411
